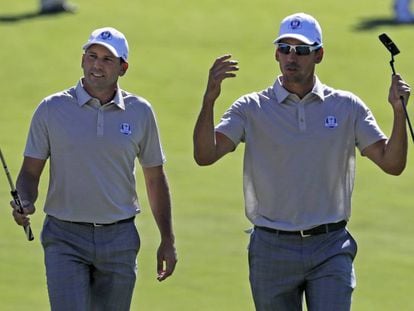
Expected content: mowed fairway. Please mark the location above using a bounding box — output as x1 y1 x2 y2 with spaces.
0 1 413 310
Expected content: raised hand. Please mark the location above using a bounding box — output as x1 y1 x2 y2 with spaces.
204 54 239 104
388 73 411 110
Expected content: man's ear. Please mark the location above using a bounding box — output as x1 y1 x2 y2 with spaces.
315 48 324 64
275 49 280 62
81 54 85 69
120 62 129 76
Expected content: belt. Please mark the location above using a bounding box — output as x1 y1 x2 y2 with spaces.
51 216 135 227
255 220 347 238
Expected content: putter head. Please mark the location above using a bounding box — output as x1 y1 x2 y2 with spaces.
379 33 400 56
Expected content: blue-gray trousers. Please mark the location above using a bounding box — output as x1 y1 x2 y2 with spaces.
41 215 140 311
248 227 357 311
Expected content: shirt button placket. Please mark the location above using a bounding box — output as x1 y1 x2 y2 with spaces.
298 103 306 131
97 108 104 137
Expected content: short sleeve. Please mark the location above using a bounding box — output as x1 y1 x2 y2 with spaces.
215 97 247 147
137 105 166 167
24 101 50 160
354 97 387 152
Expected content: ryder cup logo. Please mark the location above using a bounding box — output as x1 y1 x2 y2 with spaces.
324 116 338 129
290 18 302 29
120 123 132 135
99 31 112 41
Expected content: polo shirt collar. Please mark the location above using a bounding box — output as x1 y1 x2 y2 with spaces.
75 80 126 110
273 75 325 103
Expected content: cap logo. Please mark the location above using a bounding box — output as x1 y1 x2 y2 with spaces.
99 31 112 41
290 18 302 30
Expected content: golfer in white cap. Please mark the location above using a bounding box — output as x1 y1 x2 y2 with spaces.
194 12 410 310
11 27 177 310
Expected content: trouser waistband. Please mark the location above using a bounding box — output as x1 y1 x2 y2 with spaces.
255 220 347 237
48 215 135 227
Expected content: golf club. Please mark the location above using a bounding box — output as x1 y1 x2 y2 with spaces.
0 148 34 241
378 33 414 143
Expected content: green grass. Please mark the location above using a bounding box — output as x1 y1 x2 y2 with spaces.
1 0 414 310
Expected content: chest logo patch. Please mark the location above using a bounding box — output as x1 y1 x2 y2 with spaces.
120 123 132 135
324 116 338 129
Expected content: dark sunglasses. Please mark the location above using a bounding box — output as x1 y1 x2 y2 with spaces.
276 43 321 56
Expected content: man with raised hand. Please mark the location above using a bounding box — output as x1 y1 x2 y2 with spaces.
193 12 410 310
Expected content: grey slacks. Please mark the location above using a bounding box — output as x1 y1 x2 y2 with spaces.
41 215 140 311
249 227 357 311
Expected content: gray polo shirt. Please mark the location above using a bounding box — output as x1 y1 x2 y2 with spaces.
25 80 166 223
216 76 386 231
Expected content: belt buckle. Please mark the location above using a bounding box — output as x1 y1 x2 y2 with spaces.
300 230 312 238
93 223 104 227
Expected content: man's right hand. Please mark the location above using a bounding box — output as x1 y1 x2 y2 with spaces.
10 200 35 227
204 54 239 104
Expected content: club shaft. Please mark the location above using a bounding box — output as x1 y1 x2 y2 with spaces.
0 148 34 241
390 57 396 75
387 55 413 143
387 59 413 143
400 96 414 143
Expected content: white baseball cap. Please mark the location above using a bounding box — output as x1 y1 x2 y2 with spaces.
273 13 323 46
83 27 129 62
